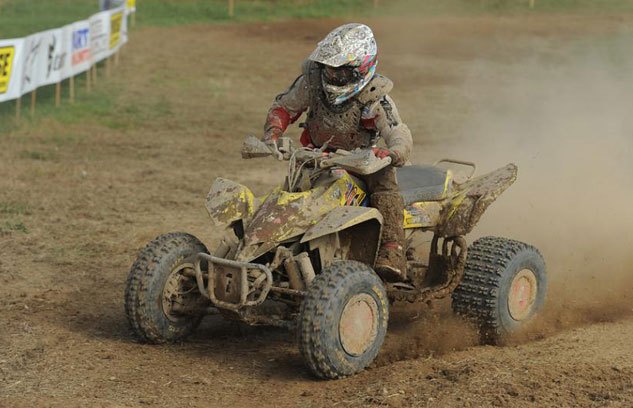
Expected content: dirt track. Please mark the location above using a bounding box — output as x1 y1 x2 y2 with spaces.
1 14 633 407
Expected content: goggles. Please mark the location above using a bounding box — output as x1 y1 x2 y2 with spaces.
322 65 359 86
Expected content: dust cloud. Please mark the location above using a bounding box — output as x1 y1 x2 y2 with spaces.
453 33 633 338
379 31 633 364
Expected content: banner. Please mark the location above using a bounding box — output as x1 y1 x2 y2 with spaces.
120 6 129 46
21 33 44 94
38 28 70 87
0 38 25 103
89 10 111 63
109 8 124 51
0 4 129 104
67 20 91 75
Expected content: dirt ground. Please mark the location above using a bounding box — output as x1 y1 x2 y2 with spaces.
1 13 633 407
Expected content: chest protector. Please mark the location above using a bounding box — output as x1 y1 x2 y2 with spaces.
302 61 393 151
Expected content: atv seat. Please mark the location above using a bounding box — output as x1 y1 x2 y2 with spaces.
397 165 451 204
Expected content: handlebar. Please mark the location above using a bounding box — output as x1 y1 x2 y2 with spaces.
241 135 392 175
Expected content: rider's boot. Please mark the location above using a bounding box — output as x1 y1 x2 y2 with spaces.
371 192 408 282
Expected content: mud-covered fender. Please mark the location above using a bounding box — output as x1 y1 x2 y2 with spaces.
436 163 517 237
205 177 258 227
301 207 383 267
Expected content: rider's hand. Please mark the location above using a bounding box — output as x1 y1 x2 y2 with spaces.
372 147 404 166
372 147 395 161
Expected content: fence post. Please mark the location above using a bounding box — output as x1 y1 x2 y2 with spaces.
529 0 535 8
16 97 21 122
228 0 234 17
86 68 91 92
55 82 61 107
374 0 379 8
70 75 75 103
30 90 37 116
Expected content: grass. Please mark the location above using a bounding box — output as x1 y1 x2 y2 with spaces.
0 201 30 235
0 0 372 37
18 150 56 161
0 58 174 133
0 0 96 39
0 220 28 234
134 0 372 26
2 0 633 38
0 72 111 133
0 201 31 216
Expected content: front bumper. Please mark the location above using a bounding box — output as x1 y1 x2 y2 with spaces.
194 253 273 312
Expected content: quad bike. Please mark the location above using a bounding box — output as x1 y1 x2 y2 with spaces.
124 136 547 379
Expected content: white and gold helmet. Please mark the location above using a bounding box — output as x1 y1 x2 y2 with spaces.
309 23 378 105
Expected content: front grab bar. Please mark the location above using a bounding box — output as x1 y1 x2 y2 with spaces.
193 253 273 312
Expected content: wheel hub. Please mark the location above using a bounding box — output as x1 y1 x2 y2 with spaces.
339 293 379 356
162 262 197 322
508 269 538 321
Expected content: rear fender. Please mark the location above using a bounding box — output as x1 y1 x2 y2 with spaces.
436 164 517 237
205 177 258 227
302 207 383 269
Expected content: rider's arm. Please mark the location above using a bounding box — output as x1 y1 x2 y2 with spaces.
374 95 413 166
263 75 310 142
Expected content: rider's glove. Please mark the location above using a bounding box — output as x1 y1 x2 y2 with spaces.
372 147 400 165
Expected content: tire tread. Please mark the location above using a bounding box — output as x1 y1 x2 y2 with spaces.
298 261 388 379
124 232 207 343
452 236 545 339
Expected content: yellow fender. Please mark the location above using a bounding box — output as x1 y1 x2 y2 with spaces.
301 206 383 267
205 177 258 227
301 206 383 243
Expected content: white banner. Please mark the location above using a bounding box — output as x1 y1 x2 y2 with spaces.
120 9 129 46
1 4 129 104
21 33 44 94
89 10 111 63
67 20 91 76
37 28 70 87
0 38 25 103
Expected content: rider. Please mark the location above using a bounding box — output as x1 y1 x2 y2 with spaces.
262 23 413 282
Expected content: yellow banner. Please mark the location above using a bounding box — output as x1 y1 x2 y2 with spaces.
0 46 15 94
109 11 123 50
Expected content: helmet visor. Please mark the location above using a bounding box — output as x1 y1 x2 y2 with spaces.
322 65 359 87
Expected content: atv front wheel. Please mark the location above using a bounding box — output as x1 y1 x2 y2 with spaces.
125 232 209 343
452 236 547 344
298 261 389 379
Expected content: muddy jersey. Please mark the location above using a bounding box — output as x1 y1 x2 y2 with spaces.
264 61 413 165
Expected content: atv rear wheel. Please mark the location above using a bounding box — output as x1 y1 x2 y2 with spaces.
125 232 209 343
298 261 389 379
451 236 547 344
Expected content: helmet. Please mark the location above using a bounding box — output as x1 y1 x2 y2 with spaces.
309 23 378 105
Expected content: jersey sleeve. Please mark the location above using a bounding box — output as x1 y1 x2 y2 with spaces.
263 75 310 140
374 95 413 166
